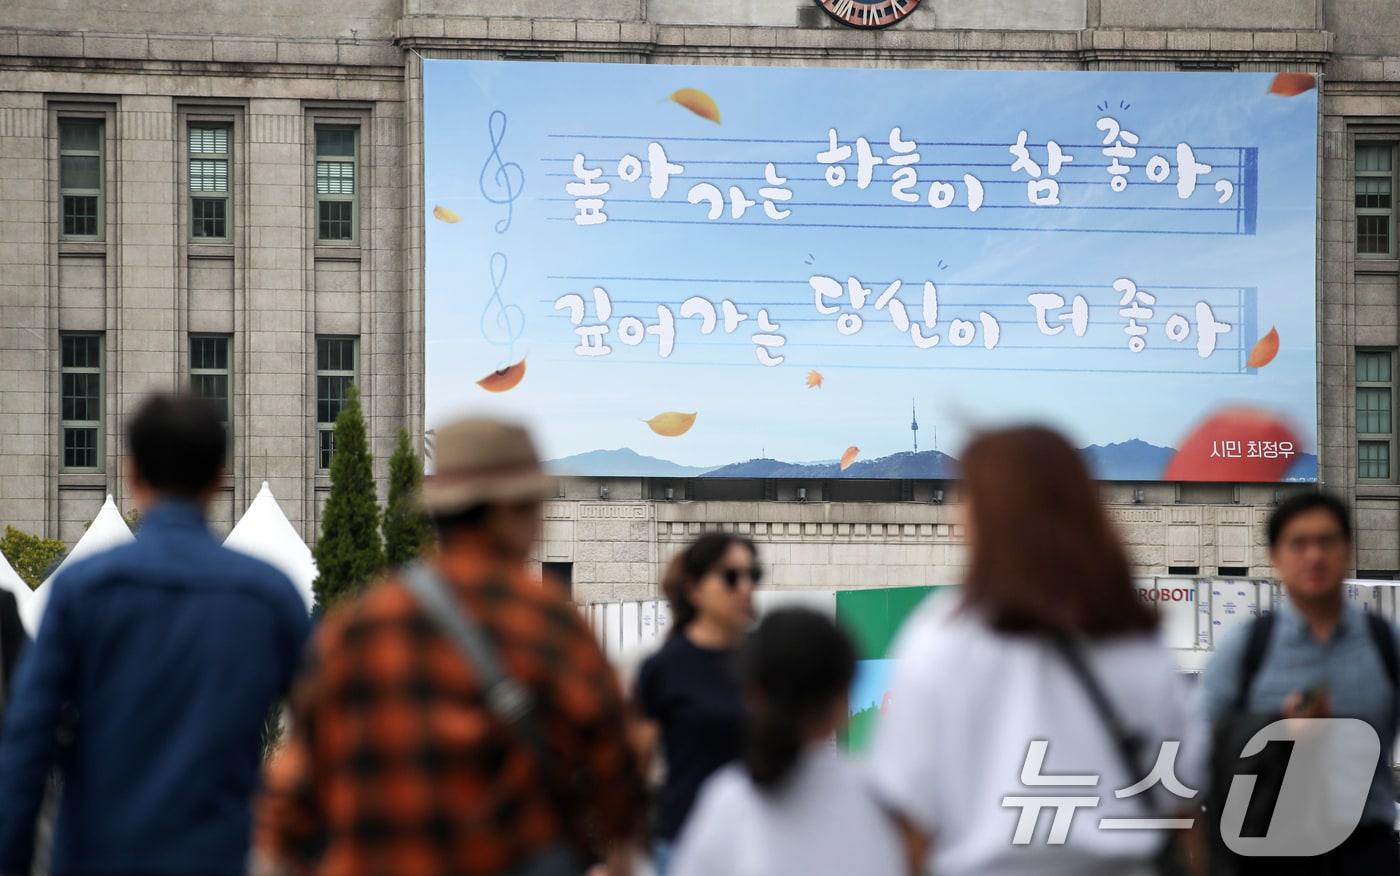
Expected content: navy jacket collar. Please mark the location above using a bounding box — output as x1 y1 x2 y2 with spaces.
138 501 210 536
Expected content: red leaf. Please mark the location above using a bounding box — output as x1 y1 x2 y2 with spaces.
1269 72 1316 97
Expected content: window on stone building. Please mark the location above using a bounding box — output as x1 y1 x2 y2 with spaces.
1356 143 1395 256
543 562 573 599
190 335 231 454
316 336 358 470
1358 349 1395 481
60 333 103 470
59 120 103 239
189 125 231 240
315 127 358 243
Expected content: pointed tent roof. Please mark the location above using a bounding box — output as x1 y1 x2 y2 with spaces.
0 549 31 617
23 495 135 633
224 482 316 612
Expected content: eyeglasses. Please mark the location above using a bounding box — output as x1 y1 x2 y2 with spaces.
1280 532 1346 554
721 566 763 589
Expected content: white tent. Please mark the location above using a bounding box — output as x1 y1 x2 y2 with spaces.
0 549 31 619
224 481 317 612
22 494 135 633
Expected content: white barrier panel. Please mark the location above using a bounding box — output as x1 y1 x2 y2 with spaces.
656 601 672 640
640 600 658 649
1137 577 1199 651
588 579 1367 676
603 603 623 662
753 589 838 619
621 602 641 653
1210 579 1263 644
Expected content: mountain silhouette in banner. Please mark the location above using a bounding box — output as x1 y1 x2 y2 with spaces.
1283 452 1318 481
545 448 716 477
703 450 959 479
543 443 1318 482
1079 440 1177 481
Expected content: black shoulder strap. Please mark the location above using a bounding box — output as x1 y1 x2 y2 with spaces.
1365 611 1400 690
1048 636 1150 807
403 564 544 758
1235 612 1275 712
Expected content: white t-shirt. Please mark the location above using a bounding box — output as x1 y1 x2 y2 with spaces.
869 592 1204 876
670 747 905 876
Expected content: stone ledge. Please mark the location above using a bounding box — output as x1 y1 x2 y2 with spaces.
0 27 403 70
0 22 1341 68
391 19 1335 68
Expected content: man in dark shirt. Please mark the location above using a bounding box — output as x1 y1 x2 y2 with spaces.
0 588 26 721
0 394 310 876
1201 492 1400 872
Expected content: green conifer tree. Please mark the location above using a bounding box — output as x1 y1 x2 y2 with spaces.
312 385 383 608
382 427 431 568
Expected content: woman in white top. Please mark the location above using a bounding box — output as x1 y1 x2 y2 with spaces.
670 608 909 876
869 426 1204 876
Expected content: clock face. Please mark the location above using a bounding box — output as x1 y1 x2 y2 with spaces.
815 0 921 29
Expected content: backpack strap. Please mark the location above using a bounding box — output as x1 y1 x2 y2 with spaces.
1234 611 1275 713
403 564 542 754
1364 611 1400 690
1047 635 1155 812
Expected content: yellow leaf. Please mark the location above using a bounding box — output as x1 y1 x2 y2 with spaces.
668 88 721 124
1247 327 1279 369
839 446 860 471
645 411 697 437
477 357 526 393
806 370 824 389
433 204 462 224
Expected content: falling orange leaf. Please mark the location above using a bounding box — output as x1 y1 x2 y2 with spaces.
839 446 860 471
477 357 526 392
806 370 824 389
668 88 721 124
645 411 697 437
433 204 462 223
1269 72 1316 97
1247 327 1279 369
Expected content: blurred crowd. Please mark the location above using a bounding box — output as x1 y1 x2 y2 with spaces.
0 394 1395 876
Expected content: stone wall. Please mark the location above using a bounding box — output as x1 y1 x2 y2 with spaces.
0 21 407 541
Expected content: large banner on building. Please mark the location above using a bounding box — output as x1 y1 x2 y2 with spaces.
424 61 1318 482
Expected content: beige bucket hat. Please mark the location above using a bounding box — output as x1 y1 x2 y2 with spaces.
420 417 555 515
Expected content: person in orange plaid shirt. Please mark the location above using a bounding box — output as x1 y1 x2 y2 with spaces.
253 417 644 876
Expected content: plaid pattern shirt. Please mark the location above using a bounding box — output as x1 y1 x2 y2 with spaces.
256 543 643 876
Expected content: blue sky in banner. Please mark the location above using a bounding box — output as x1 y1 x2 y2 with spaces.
424 61 1317 472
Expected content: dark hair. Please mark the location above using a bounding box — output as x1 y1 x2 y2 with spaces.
960 425 1157 637
661 532 756 636
430 503 492 537
127 393 226 499
741 608 855 790
1268 492 1351 547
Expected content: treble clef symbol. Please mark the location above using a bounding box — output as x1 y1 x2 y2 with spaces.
478 110 524 235
480 252 525 364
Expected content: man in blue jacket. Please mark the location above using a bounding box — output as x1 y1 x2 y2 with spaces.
0 394 311 876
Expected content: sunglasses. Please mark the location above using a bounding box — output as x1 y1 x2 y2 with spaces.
720 566 764 589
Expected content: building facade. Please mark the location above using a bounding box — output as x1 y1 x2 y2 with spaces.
1 0 1398 603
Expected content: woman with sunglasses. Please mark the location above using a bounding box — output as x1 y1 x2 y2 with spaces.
633 533 761 875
